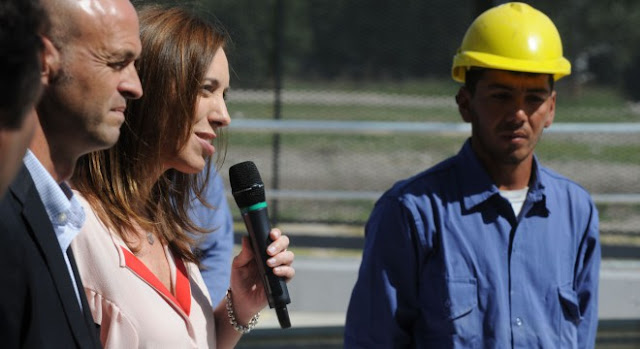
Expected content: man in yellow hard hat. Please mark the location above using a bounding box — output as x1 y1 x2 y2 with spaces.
345 3 600 348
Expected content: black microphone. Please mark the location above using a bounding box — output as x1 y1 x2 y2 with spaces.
229 161 291 329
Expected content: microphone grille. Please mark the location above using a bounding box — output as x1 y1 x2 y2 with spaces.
229 161 266 207
229 161 262 190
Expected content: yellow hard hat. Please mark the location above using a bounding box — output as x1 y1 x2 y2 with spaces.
452 2 571 83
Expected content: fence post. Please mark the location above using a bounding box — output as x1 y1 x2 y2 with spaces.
271 0 284 225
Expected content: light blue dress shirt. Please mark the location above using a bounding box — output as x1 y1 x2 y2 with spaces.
23 150 84 309
190 167 234 305
345 140 600 348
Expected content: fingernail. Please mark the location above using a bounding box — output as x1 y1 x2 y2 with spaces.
267 258 276 266
268 246 276 254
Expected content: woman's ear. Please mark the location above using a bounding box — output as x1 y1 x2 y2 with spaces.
456 87 472 123
40 36 60 86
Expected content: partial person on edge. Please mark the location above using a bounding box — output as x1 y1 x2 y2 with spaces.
0 0 47 198
191 164 235 305
345 3 600 348
0 0 142 347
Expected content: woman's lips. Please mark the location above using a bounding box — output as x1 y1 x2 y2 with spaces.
195 132 215 156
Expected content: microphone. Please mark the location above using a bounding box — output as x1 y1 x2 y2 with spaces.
228 161 291 329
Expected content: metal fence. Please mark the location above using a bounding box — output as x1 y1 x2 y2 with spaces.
184 0 640 239
218 95 640 237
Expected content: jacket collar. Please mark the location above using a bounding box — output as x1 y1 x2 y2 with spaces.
7 163 99 348
456 139 546 212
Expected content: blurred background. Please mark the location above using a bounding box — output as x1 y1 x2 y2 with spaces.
153 0 640 347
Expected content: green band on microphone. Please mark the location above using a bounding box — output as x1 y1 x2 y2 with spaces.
240 201 267 214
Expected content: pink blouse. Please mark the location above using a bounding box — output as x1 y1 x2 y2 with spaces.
71 194 217 348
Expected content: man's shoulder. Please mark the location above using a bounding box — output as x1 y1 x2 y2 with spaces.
0 195 29 263
382 155 458 200
0 170 35 235
0 173 54 266
0 164 47 217
538 165 593 199
0 179 83 347
0 192 21 224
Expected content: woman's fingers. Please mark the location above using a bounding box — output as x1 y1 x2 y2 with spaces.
233 229 295 283
267 230 289 256
266 250 295 267
272 264 295 280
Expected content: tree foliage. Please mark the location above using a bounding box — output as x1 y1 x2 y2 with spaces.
196 0 640 98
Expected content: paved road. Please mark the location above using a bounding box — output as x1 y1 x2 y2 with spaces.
255 257 640 329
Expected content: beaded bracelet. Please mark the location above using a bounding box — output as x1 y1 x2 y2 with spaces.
225 288 260 333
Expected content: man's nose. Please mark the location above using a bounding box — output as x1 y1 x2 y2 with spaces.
119 64 143 100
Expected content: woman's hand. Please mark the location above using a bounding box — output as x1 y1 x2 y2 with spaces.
228 228 295 322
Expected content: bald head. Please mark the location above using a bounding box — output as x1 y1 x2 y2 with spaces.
34 0 142 180
42 0 138 48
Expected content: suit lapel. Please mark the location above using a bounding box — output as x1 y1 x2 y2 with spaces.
11 166 96 348
67 247 101 346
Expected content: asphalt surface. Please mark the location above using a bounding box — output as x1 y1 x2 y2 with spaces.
236 256 640 348
255 257 640 329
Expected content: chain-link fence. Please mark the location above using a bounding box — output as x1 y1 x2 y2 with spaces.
163 0 640 239
130 0 640 343
220 106 640 236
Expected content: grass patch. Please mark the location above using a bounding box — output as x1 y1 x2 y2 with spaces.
274 199 376 225
222 80 640 227
227 80 640 122
227 132 640 165
537 140 640 165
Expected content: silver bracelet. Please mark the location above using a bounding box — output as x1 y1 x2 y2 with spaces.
225 288 260 333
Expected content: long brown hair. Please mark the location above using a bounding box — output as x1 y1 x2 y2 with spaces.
72 5 229 264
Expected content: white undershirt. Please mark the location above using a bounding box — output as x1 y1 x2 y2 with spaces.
499 187 529 217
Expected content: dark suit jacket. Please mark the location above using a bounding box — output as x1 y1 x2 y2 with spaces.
0 165 101 348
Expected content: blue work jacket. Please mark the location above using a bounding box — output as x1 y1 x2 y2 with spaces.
345 140 600 349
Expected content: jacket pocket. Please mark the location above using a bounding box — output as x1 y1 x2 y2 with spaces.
420 276 479 340
443 278 477 321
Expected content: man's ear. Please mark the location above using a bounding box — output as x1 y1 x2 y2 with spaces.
544 91 557 128
456 87 472 123
40 36 60 86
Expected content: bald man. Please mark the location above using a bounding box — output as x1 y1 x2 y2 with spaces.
0 0 142 347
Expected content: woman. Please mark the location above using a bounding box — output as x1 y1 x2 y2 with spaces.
71 6 294 348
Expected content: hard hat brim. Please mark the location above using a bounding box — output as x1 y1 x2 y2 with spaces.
452 51 571 83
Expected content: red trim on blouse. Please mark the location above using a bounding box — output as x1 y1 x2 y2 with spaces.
174 257 192 316
121 247 192 316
